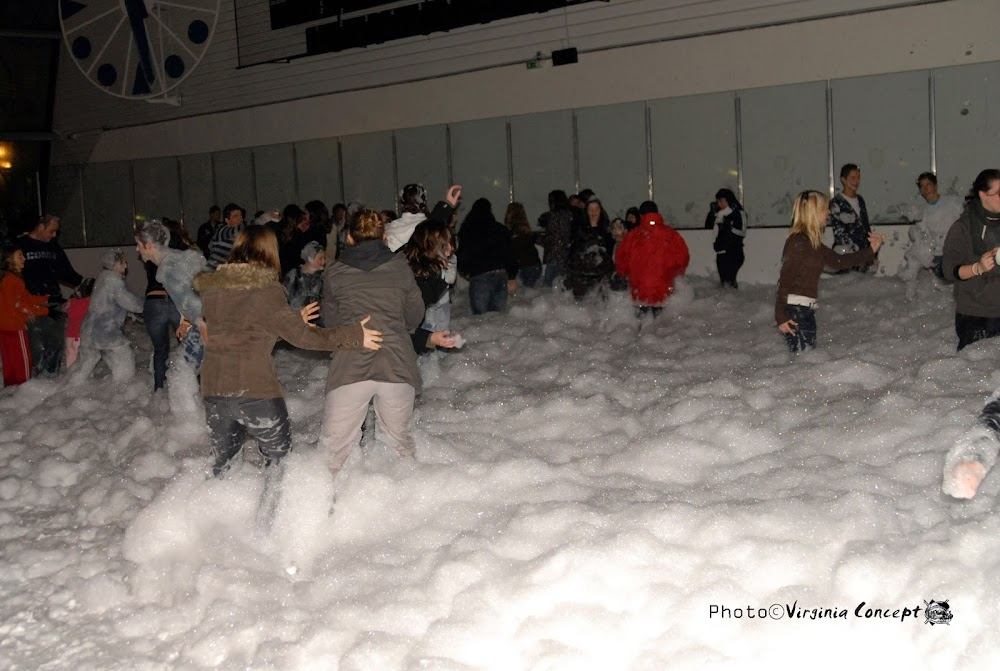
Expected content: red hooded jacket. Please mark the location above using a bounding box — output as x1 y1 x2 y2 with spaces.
614 213 690 305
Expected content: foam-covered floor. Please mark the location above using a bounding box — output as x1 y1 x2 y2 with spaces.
1 274 996 670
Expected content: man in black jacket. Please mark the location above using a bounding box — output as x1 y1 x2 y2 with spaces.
17 214 86 375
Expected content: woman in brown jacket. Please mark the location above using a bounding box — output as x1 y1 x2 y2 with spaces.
194 226 382 480
775 190 884 352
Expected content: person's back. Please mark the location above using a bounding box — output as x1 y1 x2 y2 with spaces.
615 212 690 306
322 238 424 392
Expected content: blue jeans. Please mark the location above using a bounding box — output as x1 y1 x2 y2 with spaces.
518 265 542 288
180 324 205 373
469 270 508 315
783 304 817 353
144 296 181 391
542 263 562 288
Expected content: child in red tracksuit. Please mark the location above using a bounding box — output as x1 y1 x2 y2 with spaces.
0 246 49 386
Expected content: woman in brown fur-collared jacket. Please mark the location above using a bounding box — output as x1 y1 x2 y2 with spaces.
193 226 382 484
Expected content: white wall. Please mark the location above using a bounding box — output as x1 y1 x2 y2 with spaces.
52 0 1000 164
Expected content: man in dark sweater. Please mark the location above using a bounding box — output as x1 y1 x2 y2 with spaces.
196 205 221 259
17 214 86 375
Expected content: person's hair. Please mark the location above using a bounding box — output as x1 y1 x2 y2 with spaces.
715 188 743 211
332 203 347 218
548 190 569 212
304 200 330 231
399 183 427 215
36 213 58 230
403 219 453 278
228 225 281 278
460 198 496 234
209 205 221 215
348 209 385 243
625 206 641 230
916 172 937 186
638 200 659 215
161 217 196 250
134 219 170 247
969 169 1000 203
0 244 21 279
585 196 610 230
789 190 829 250
281 203 304 242
578 188 595 202
222 203 242 221
504 202 532 236
108 249 127 268
839 163 859 179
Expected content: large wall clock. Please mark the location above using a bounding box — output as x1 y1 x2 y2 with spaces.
59 0 220 100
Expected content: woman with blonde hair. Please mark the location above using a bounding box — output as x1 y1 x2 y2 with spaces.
193 225 382 490
775 190 884 352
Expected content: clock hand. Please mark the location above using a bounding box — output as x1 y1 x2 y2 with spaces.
123 0 155 87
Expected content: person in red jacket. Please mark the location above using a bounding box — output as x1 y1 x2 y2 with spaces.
614 201 690 318
0 246 49 386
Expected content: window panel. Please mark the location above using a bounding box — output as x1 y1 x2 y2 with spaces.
649 92 737 229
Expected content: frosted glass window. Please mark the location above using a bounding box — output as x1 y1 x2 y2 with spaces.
295 137 343 209
649 92 737 229
132 157 181 224
213 148 255 213
394 125 448 212
576 102 648 219
740 81 829 228
510 110 574 226
82 161 133 246
179 153 216 232
47 164 86 248
253 143 297 212
831 70 931 222
449 117 509 225
934 61 1000 197
341 131 395 210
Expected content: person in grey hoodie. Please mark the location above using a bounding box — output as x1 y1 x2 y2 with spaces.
70 249 145 384
134 220 208 370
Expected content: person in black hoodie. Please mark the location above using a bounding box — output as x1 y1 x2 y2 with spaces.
564 196 615 299
457 198 518 315
17 214 86 375
704 188 747 289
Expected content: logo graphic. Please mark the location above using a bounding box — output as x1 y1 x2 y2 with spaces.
924 600 953 625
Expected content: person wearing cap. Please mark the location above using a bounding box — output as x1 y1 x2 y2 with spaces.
69 249 145 384
283 240 326 326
